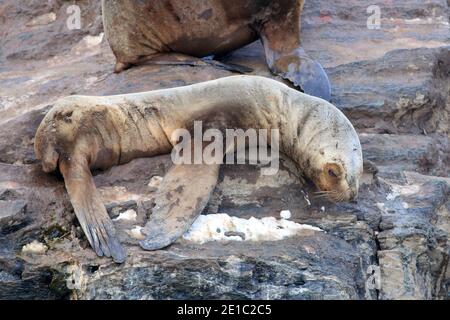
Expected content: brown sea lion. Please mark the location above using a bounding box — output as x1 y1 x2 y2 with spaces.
34 75 362 262
102 0 331 101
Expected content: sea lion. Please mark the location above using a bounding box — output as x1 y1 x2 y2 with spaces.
102 0 331 101
34 75 362 263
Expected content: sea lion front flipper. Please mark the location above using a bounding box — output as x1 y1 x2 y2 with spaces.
258 8 331 101
260 41 331 101
59 158 126 263
139 163 220 251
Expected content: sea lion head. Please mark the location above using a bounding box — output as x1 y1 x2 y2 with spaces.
34 98 86 172
312 147 363 202
300 106 363 202
35 105 60 173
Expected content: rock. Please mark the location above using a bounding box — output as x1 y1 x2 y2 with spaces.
300 0 449 68
105 200 138 220
376 174 450 299
0 199 27 233
0 199 26 218
26 12 57 27
127 226 145 241
22 241 48 255
112 209 137 222
0 0 449 300
224 231 246 240
148 176 163 190
328 47 450 135
0 106 50 164
1 1 102 62
183 214 323 244
280 210 292 220
360 134 450 178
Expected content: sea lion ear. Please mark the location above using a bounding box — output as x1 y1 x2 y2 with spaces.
324 162 343 179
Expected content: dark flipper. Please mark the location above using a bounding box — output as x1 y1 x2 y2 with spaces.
203 56 254 73
261 44 331 101
133 53 253 74
258 4 331 101
60 158 126 263
139 163 220 251
280 51 331 102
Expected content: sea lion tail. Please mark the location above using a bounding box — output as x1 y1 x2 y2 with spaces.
60 157 126 263
140 163 220 251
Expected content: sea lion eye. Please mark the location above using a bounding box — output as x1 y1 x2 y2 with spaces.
328 169 337 178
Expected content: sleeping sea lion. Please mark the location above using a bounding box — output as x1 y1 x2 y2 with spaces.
34 75 362 262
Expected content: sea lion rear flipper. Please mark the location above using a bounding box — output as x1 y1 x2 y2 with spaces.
139 163 220 251
60 158 126 263
258 8 331 101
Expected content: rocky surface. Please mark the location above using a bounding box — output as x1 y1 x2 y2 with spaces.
0 0 449 300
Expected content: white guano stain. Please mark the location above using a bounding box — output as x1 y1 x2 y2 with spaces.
113 209 137 222
22 240 48 255
183 213 322 244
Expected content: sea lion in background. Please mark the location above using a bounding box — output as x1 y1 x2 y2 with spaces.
102 0 331 101
34 75 362 263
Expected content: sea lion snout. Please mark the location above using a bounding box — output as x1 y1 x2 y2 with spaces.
314 161 361 202
34 111 59 173
41 147 59 173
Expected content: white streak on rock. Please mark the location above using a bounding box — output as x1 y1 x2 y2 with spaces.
81 33 104 47
127 226 145 240
113 209 137 222
303 193 311 206
148 176 163 189
22 240 47 255
183 213 322 244
280 210 292 220
387 184 420 201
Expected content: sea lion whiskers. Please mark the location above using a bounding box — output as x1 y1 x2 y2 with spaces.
314 190 348 203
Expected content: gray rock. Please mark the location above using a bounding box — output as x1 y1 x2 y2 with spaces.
328 47 450 135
